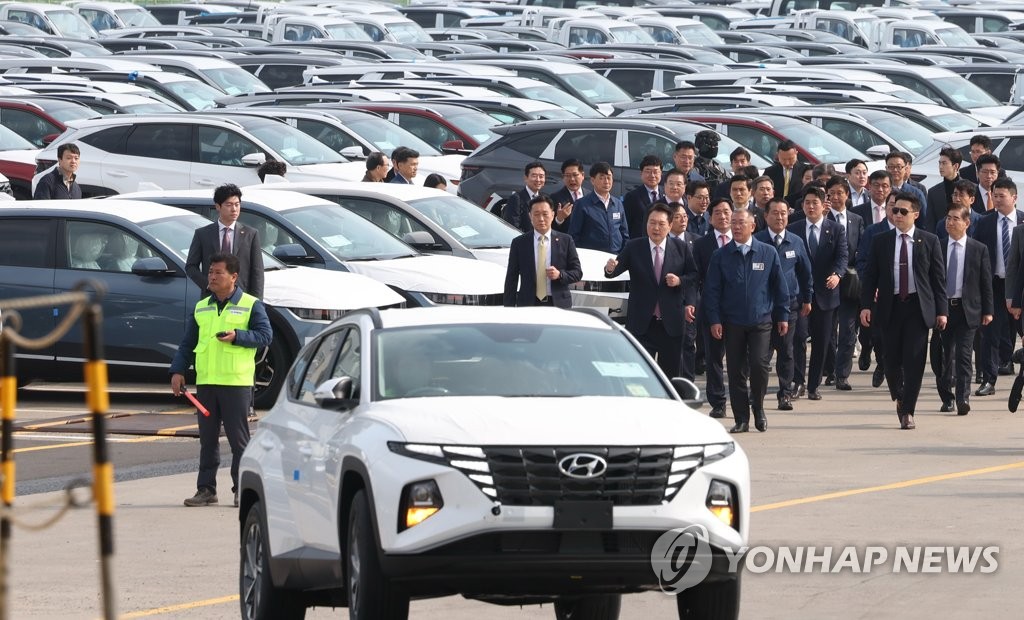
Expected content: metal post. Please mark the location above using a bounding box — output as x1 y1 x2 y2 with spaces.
82 304 116 620
0 337 14 620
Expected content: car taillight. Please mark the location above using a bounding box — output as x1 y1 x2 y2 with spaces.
460 164 482 183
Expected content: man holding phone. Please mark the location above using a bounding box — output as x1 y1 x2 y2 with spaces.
171 253 273 507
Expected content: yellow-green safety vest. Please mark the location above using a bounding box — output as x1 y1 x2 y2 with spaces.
193 292 257 386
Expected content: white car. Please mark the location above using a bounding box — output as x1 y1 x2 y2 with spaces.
238 306 748 620
31 113 366 197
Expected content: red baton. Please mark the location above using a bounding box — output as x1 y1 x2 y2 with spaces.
183 389 210 417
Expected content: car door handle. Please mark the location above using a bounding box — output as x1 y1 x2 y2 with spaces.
108 171 129 178
260 438 274 450
195 178 218 186
298 444 313 457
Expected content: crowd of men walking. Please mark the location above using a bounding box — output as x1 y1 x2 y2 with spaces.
499 133 1024 433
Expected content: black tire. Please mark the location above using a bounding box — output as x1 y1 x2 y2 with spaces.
676 575 740 620
554 594 622 619
253 334 289 410
347 490 409 620
239 502 307 620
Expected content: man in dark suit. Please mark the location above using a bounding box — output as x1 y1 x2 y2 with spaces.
504 194 583 309
670 202 701 381
923 146 963 235
551 159 588 233
605 203 697 379
388 146 419 184
185 184 263 300
846 159 870 209
959 134 993 185
692 198 735 418
756 197 812 411
971 154 1001 215
568 162 629 254
502 161 548 233
852 171 893 375
971 176 1024 397
764 140 808 209
705 207 790 433
788 185 848 401
938 204 993 415
622 155 664 239
860 192 948 430
685 179 713 237
823 177 864 390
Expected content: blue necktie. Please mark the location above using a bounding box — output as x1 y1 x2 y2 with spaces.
947 241 958 298
1002 216 1011 272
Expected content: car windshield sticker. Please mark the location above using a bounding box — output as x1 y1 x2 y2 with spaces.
593 361 648 378
451 225 479 238
324 234 352 247
809 146 829 157
626 383 650 397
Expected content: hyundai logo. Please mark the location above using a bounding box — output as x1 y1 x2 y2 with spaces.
558 453 608 479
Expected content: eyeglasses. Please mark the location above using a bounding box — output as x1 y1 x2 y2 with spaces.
886 164 907 171
891 207 911 216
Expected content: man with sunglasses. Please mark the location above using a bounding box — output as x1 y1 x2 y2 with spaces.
860 194 947 430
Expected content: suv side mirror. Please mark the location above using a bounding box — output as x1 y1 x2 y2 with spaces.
340 146 367 160
440 139 467 154
314 376 357 410
401 230 438 248
241 153 267 167
272 243 314 263
131 257 173 276
866 145 891 159
671 377 704 409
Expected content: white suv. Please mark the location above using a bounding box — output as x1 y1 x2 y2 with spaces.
238 306 748 620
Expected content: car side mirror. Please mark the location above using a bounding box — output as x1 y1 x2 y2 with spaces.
671 377 704 409
272 243 314 262
401 230 437 248
440 139 467 154
131 257 174 276
340 146 367 160
865 145 891 159
314 376 357 410
41 133 60 146
241 153 267 167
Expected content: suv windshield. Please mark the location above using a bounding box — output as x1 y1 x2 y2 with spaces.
280 203 416 260
337 114 441 155
408 196 518 248
240 118 347 165
375 324 672 399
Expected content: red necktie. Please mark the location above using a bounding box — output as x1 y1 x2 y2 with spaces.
719 234 727 248
899 233 909 301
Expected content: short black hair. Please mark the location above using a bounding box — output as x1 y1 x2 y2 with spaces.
825 175 848 193
868 170 892 185
970 134 993 149
524 161 545 177
939 147 963 166
647 202 674 221
992 177 1017 194
730 146 750 162
802 185 826 204
58 142 80 158
209 252 240 275
213 184 241 205
639 154 662 170
728 175 751 190
845 159 867 174
684 179 708 196
529 193 555 211
885 151 910 165
391 146 419 164
674 140 696 153
561 158 584 174
893 191 922 212
953 178 977 197
423 173 447 189
976 153 1001 170
777 140 798 152
709 197 733 215
366 151 387 171
589 161 612 177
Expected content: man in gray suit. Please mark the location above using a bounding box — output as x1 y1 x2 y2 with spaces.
185 184 264 300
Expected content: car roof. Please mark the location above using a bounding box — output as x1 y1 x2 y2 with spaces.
0 198 194 223
376 306 614 330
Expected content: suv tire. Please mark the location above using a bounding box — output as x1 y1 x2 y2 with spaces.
240 502 307 620
676 575 740 620
347 490 409 620
554 594 622 619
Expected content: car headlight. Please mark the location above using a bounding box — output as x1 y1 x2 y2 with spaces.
570 280 629 293
418 292 503 306
399 479 444 531
287 308 348 321
706 479 738 531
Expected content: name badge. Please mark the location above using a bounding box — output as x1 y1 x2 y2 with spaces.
785 250 796 258
752 262 765 271
612 212 621 220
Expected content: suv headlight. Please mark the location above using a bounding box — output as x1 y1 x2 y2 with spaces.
418 292 502 306
399 479 444 531
706 479 738 530
287 308 347 321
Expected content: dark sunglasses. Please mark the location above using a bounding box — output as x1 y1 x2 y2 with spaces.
891 207 911 216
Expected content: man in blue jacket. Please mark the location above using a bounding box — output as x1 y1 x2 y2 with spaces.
704 207 790 433
568 162 629 254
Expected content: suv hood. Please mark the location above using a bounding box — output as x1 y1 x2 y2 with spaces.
366 397 732 445
264 265 403 309
287 157 464 194
343 254 504 295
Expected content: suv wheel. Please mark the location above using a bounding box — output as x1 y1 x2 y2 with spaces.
347 490 409 620
240 502 307 620
253 335 289 410
554 594 622 619
676 575 740 620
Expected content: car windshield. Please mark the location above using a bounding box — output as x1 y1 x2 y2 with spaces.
160 76 222 110
930 112 982 132
678 25 723 46
772 119 869 164
387 21 431 43
326 23 372 41
116 7 160 27
609 25 655 44
35 100 102 122
203 67 272 96
280 203 416 260
659 120 772 169
0 124 37 150
936 27 976 47
49 10 97 38
408 196 518 248
241 118 347 165
517 84 601 118
139 213 220 259
341 115 441 155
560 70 633 105
931 76 1000 110
375 324 672 400
448 110 501 144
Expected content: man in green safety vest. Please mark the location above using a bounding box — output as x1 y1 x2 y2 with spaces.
171 252 273 507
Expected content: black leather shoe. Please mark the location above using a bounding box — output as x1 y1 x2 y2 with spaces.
872 367 885 388
835 378 852 391
1013 348 1024 365
904 414 916 429
754 411 767 432
999 362 1014 376
807 390 822 401
899 414 909 430
940 400 955 413
975 382 996 397
824 374 835 386
729 423 749 433
956 400 971 415
858 351 871 371
778 395 793 411
709 406 727 419
794 383 806 398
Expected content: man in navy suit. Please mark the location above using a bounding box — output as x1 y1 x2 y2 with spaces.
502 161 548 233
388 146 419 184
938 205 993 415
622 155 664 239
860 192 948 430
670 202 701 381
755 197 812 411
824 177 865 391
504 195 583 309
973 177 1024 397
692 198 735 418
923 146 963 235
788 185 848 401
685 179 713 237
705 207 790 432
551 159 588 233
764 140 808 209
605 202 697 378
569 162 629 254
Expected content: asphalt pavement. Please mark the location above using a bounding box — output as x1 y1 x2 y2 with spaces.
6 368 1024 619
